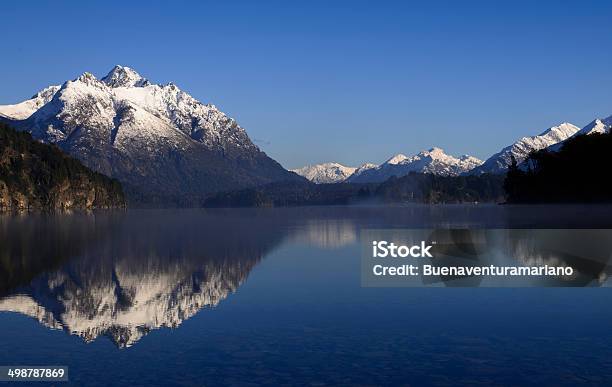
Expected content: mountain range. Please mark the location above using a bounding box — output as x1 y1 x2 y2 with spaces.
294 117 612 184
469 122 580 175
348 148 483 183
0 66 303 205
293 148 483 184
1 65 611 196
290 162 377 184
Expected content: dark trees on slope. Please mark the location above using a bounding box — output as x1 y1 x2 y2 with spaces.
504 132 612 203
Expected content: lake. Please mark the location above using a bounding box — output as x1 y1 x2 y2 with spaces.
1 205 612 386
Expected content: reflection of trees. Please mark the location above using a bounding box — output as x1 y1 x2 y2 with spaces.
0 211 114 295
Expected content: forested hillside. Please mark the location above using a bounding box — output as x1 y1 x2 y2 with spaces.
0 122 125 210
505 132 612 203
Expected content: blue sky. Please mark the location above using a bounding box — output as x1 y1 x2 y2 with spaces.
1 1 611 168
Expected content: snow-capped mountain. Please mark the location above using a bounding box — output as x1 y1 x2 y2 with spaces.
291 162 357 184
384 154 410 165
292 161 379 184
347 147 482 183
0 85 60 120
0 66 302 204
545 116 611 153
352 162 378 178
101 65 151 88
576 115 612 136
470 122 580 175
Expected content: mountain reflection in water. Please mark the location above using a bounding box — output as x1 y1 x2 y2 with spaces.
2 205 612 348
0 209 284 348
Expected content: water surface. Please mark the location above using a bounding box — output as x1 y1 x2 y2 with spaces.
1 205 612 386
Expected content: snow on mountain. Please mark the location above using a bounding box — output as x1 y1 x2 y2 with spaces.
385 154 409 165
0 66 302 203
470 122 580 175
0 85 60 120
101 65 151 88
545 115 612 153
291 162 357 184
347 147 482 183
22 67 257 151
574 115 612 136
352 162 377 177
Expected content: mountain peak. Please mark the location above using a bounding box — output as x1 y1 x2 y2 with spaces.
536 122 579 137
0 85 60 120
558 121 576 127
291 162 357 184
348 148 482 183
385 154 409 165
75 72 99 84
101 65 150 88
421 147 445 157
357 162 377 170
577 116 612 136
470 122 580 175
0 66 301 203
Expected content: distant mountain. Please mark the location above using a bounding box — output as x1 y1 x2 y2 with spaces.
352 162 378 177
0 85 60 120
546 115 612 153
576 115 612 136
292 162 357 184
470 122 580 175
292 161 379 184
0 122 124 210
347 148 482 183
0 66 303 205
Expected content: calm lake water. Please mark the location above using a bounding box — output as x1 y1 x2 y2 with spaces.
1 205 612 386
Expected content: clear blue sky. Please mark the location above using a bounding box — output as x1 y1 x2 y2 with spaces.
1 1 611 168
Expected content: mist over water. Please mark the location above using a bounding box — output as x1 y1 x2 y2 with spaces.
1 205 612 385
